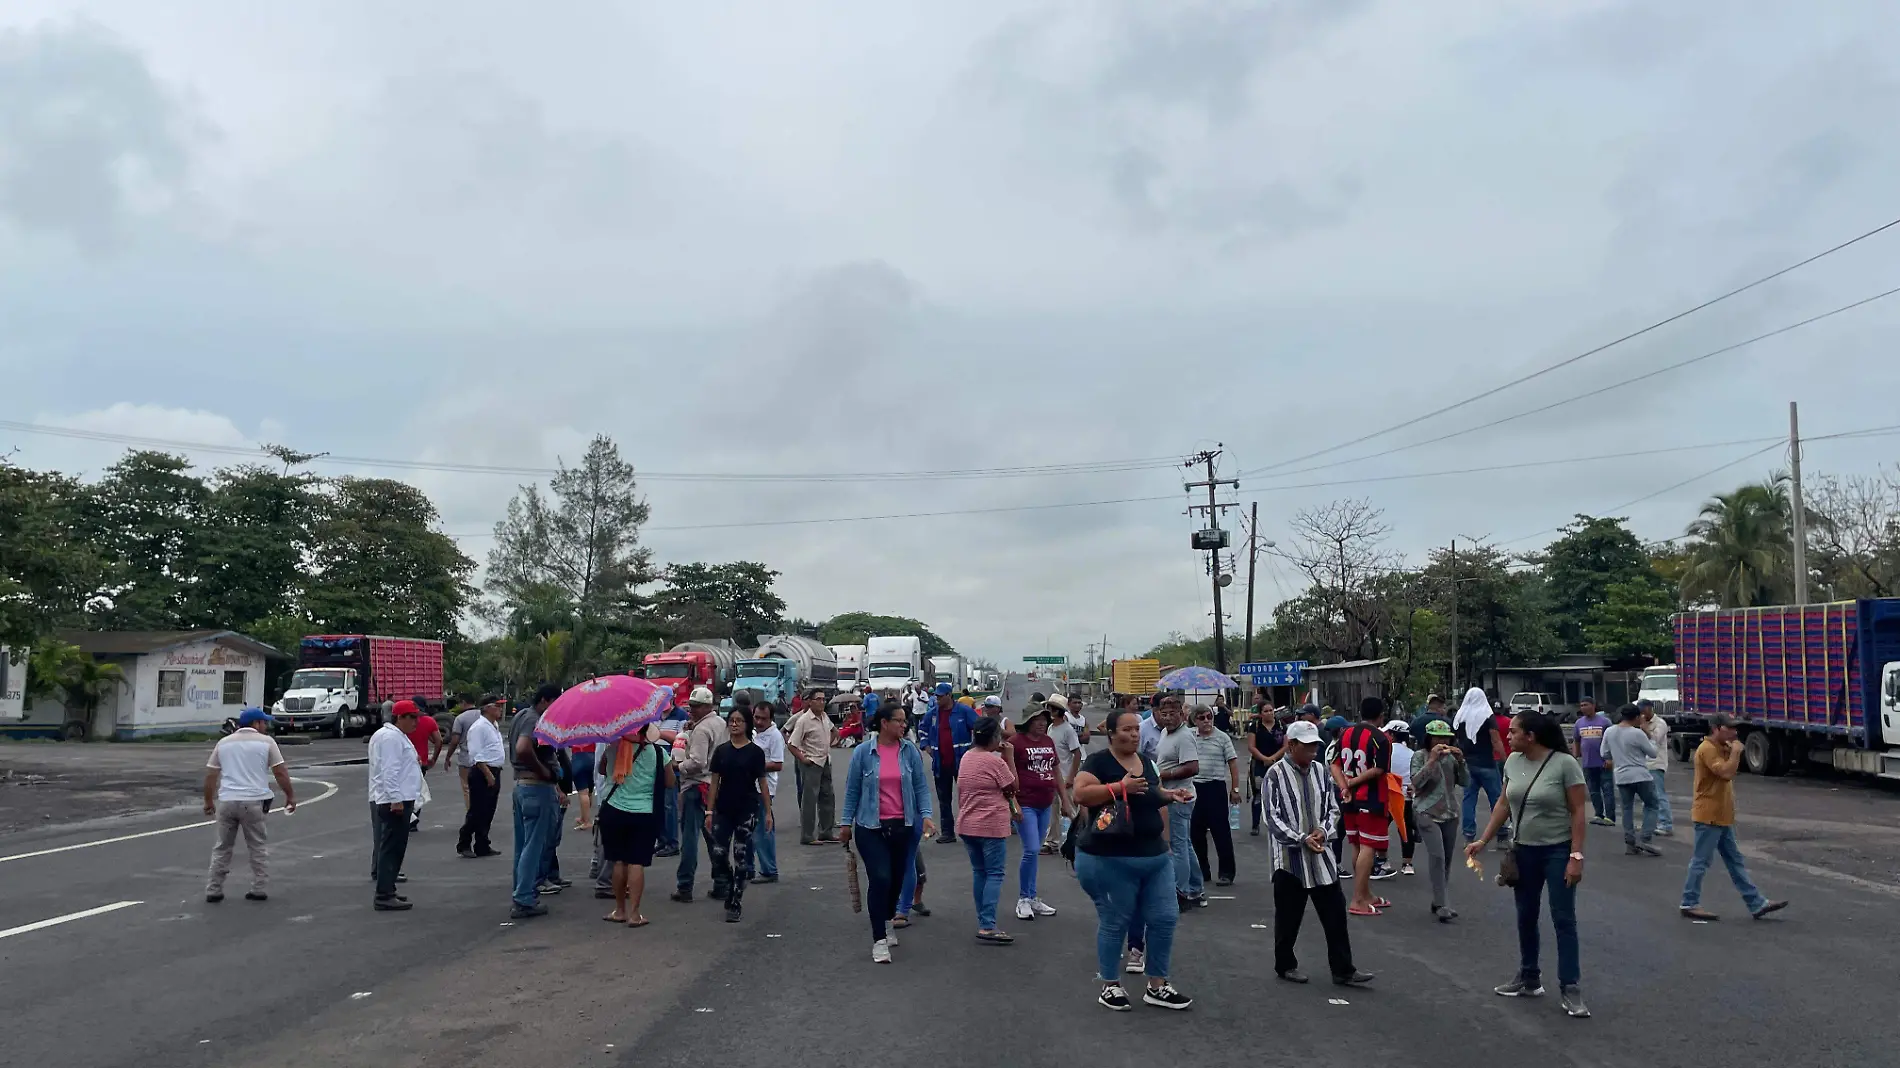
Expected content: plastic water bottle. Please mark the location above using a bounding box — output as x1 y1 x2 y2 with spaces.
1060 815 1072 839
1228 804 1240 830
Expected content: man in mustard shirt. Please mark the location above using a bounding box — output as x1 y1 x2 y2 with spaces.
1679 715 1788 921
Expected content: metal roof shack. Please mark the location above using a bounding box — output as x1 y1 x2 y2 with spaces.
1303 658 1390 714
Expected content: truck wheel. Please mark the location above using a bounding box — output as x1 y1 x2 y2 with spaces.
1742 730 1774 776
1763 733 1790 777
334 709 351 740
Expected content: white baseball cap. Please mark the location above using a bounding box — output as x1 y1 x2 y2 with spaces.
1045 693 1070 712
1285 721 1322 745
688 686 715 706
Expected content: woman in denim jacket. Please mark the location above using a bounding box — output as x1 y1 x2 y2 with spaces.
839 702 936 963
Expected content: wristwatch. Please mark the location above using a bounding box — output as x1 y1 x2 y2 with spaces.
1568 851 1585 862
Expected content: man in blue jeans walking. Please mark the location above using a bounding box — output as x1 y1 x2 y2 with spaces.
1680 716 1787 921
1454 689 1506 842
1152 695 1204 907
508 685 568 920
671 687 724 902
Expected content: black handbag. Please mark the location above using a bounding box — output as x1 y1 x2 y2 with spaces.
1082 758 1152 851
1496 754 1552 888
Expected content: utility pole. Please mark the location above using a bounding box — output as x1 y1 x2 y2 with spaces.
1448 538 1459 694
1243 501 1259 664
1790 401 1808 606
1186 449 1239 674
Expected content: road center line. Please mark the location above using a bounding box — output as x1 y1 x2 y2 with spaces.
0 900 143 939
0 776 339 865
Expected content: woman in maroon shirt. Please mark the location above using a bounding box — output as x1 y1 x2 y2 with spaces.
1012 707 1063 922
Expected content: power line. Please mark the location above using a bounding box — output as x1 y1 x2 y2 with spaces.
1496 442 1785 546
0 419 1181 483
1246 284 1900 481
441 422 1900 538
1239 214 1900 478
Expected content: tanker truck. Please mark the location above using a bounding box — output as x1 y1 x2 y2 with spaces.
642 639 742 710
733 635 840 714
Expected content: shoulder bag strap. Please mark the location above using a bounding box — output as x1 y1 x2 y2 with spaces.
1508 753 1553 831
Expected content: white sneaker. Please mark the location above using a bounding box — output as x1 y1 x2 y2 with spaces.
871 939 891 964
1124 948 1146 974
1031 898 1057 917
1015 897 1034 921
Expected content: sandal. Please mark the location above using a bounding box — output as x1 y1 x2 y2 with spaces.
892 916 911 929
975 929 1015 944
603 912 626 923
1371 897 1393 909
1347 905 1382 917
626 915 649 928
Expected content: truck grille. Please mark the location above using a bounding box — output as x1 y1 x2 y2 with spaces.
282 697 315 712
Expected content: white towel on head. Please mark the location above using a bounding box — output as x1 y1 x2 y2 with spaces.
1453 687 1493 746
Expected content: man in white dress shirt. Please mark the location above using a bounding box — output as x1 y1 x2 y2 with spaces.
369 700 424 910
457 695 507 858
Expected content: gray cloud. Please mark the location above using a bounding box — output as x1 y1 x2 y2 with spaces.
6 2 1900 666
0 18 197 252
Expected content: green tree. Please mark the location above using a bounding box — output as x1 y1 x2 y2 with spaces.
304 477 474 637
1535 516 1655 649
486 436 654 659
185 464 320 629
25 639 127 739
818 612 957 656
1582 580 1677 661
1681 478 1792 608
82 450 208 629
0 459 103 648
1420 541 1556 686
656 562 786 642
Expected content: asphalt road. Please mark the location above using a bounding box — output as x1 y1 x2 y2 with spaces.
4 734 1896 1068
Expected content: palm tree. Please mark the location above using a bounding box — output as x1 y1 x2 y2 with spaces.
26 640 127 740
1681 477 1793 608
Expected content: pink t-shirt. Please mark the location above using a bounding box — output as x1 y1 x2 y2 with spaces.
956 749 1017 839
876 742 905 819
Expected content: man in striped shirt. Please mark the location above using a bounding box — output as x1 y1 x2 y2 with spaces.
1264 720 1373 987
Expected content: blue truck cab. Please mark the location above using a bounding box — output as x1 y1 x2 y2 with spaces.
734 657 799 713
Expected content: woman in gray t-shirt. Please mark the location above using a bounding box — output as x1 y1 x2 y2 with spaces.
1467 711 1590 1018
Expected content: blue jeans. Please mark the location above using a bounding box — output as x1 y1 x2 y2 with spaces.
962 835 1007 929
1462 765 1502 840
658 781 679 849
1168 803 1203 898
1583 766 1615 820
511 784 559 909
1651 770 1674 832
1616 777 1660 845
747 794 778 878
1077 851 1177 981
898 821 924 914
1681 823 1766 913
1511 841 1579 988
539 803 564 884
676 785 711 893
1016 803 1052 899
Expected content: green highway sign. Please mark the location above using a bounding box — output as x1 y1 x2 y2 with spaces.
1023 656 1066 664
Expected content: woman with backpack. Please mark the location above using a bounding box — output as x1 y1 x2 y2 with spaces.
595 724 676 927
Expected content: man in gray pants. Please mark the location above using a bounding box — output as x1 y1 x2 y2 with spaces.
203 709 296 902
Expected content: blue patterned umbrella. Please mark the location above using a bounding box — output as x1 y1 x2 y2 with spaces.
1157 666 1234 692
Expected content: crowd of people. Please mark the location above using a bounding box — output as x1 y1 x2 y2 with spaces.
193 675 1791 1018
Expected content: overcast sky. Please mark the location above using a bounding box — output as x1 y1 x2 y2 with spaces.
4 2 1899 667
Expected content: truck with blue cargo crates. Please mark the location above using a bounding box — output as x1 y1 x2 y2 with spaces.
1672 598 1900 778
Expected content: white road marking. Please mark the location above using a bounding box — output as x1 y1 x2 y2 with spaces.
0 777 338 865
0 900 143 940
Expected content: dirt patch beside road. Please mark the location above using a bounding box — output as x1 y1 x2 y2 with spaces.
0 737 365 834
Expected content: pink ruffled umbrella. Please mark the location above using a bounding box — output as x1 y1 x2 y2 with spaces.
533 675 674 749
